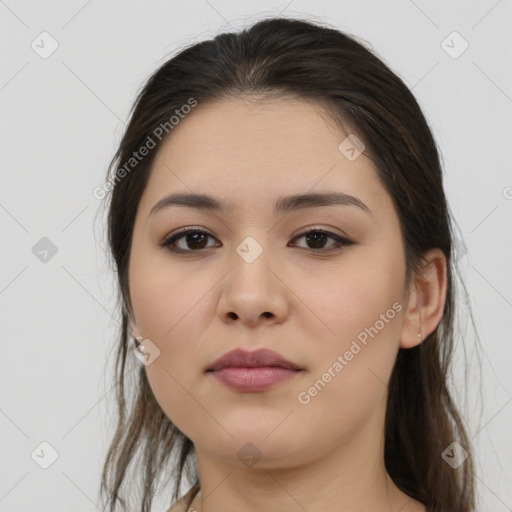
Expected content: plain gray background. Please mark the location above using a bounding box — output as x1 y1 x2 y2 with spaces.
1 1 511 510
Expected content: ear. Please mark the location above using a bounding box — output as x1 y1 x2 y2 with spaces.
128 315 141 340
399 248 448 349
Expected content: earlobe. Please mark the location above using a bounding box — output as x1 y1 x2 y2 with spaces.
399 248 448 349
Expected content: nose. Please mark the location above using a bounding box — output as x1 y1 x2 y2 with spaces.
217 246 290 328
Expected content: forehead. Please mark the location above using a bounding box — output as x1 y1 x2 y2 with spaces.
158 95 352 162
139 96 393 220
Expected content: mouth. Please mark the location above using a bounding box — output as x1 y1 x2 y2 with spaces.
207 366 303 392
206 347 302 371
205 348 304 392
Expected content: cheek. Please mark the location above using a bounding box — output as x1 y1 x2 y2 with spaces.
299 253 404 352
129 247 213 341
295 249 405 409
128 252 219 432
290 283 403 457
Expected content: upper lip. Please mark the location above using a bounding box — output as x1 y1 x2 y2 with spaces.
206 348 302 372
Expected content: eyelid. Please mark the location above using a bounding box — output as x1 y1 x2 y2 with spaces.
291 224 351 241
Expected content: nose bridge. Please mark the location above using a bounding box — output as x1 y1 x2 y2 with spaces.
229 232 276 291
218 232 289 324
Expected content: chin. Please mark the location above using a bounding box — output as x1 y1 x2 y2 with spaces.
199 427 306 468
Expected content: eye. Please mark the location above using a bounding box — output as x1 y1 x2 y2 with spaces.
160 227 354 254
290 228 354 252
160 227 219 253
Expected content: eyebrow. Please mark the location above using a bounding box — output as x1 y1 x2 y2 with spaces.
148 191 372 218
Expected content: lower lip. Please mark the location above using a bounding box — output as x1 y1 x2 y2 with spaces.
208 366 301 392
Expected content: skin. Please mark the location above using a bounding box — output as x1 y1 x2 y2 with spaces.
128 96 447 512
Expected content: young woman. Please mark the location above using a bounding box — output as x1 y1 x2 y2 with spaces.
99 17 476 512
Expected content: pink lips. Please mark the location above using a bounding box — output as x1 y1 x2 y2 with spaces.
206 348 303 392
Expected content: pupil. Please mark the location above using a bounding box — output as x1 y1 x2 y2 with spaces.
188 233 207 249
307 232 326 249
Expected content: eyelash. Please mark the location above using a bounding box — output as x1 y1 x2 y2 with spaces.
159 227 354 254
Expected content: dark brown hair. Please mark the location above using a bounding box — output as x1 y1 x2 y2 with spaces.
99 16 479 512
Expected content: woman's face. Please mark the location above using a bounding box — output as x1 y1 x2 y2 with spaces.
128 96 413 468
